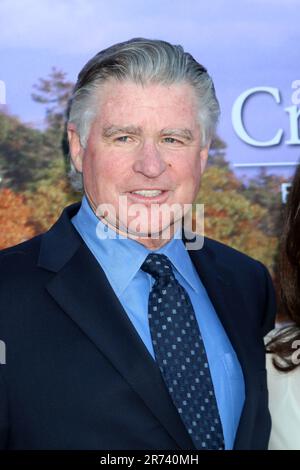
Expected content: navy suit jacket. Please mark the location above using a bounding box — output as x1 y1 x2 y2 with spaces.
0 202 276 449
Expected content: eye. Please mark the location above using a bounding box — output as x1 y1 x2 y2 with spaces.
163 137 183 144
115 135 132 143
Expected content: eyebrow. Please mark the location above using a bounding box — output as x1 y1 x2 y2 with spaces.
102 125 194 141
102 125 143 138
160 128 194 141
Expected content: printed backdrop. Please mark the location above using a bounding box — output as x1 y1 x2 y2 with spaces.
0 0 299 288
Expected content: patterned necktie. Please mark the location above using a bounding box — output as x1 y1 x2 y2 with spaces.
141 253 224 450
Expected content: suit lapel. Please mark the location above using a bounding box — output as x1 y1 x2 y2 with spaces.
187 241 259 450
38 203 195 450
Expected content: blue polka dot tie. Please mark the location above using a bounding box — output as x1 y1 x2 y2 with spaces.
141 253 224 450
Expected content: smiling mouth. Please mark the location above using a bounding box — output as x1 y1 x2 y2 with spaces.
125 189 170 202
131 189 164 197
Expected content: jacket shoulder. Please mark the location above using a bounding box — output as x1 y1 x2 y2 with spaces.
203 236 266 271
203 237 276 335
0 234 42 261
0 235 43 282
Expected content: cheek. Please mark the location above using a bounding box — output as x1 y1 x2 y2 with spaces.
176 158 201 188
83 146 111 177
83 149 130 191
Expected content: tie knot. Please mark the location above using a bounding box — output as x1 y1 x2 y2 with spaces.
141 253 175 281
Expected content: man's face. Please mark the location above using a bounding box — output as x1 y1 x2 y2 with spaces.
68 80 209 249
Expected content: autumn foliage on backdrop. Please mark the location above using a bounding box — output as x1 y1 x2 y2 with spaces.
0 68 288 274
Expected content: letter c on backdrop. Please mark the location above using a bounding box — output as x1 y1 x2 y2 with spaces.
232 87 283 147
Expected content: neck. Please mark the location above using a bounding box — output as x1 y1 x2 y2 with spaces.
99 217 176 250
84 193 181 250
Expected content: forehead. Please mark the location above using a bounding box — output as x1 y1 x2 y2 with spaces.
94 79 199 127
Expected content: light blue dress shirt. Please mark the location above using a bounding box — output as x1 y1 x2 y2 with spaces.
71 195 245 449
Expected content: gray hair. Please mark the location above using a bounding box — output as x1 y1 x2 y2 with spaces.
67 38 220 191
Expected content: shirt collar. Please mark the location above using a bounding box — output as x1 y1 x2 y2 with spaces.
72 195 200 296
157 235 200 294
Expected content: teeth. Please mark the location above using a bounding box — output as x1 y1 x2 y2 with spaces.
131 190 163 197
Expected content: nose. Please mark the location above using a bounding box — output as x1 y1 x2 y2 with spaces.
132 140 167 178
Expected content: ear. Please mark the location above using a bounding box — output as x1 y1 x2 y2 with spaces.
67 123 84 173
199 144 210 175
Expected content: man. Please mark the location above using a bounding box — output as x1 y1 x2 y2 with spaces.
0 38 275 450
